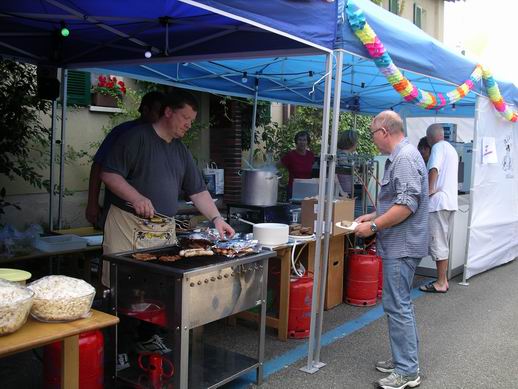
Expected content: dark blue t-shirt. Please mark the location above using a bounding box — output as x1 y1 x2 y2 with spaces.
94 119 141 165
102 123 206 216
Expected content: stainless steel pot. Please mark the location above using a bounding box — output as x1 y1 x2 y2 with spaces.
240 169 280 206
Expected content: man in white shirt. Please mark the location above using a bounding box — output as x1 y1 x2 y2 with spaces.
420 124 458 293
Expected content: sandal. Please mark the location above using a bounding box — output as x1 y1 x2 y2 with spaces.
419 282 447 293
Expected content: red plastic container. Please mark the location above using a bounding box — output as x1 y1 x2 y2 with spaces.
43 330 104 389
288 274 313 339
118 300 167 327
345 249 379 306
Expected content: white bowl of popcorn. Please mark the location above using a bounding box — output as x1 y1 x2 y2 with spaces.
0 279 34 335
28 275 95 322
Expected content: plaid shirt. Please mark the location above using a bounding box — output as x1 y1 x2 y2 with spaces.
376 138 429 259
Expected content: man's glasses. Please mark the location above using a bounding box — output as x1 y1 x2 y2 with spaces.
370 127 384 137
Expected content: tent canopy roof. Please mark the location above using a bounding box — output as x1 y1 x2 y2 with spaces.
1 0 517 118
0 0 336 66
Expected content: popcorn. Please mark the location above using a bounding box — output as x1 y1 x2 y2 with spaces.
0 279 34 335
28 276 95 322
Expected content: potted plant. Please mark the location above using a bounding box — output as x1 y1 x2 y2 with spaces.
91 75 126 107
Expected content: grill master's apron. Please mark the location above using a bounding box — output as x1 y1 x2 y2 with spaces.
102 205 176 286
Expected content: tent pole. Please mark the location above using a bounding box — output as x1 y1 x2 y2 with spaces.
248 78 259 166
300 53 333 374
459 96 481 286
314 49 344 365
48 100 57 231
57 68 68 229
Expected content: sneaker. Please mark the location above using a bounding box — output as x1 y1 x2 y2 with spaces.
135 334 172 354
116 353 130 371
375 359 395 373
378 372 421 389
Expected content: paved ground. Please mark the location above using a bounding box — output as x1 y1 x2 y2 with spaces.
213 257 518 389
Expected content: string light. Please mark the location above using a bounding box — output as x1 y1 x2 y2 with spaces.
241 72 248 83
144 48 152 58
60 21 70 37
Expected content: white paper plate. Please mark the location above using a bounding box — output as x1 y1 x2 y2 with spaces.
288 234 315 241
335 221 358 233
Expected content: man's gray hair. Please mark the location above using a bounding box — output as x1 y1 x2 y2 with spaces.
426 123 444 139
373 110 404 134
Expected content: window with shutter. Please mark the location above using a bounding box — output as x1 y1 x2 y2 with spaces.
413 4 423 29
66 70 91 106
389 0 399 14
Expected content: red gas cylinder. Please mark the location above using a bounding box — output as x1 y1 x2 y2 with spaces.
43 330 104 389
345 249 379 306
377 256 383 299
288 274 313 339
367 247 383 300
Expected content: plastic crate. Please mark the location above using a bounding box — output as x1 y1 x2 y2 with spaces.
33 235 88 252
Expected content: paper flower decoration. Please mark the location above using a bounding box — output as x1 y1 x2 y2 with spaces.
346 2 517 122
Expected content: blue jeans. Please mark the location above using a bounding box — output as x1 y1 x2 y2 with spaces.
382 256 421 375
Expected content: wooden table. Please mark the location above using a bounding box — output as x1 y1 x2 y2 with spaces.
0 309 118 389
53 227 103 237
237 234 345 340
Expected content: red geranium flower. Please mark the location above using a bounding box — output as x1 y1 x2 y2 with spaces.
92 74 127 97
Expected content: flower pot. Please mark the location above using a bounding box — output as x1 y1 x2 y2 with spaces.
91 93 119 107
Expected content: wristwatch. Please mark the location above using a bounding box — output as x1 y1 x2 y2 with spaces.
370 221 378 233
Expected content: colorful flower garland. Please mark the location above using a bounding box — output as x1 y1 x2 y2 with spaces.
346 2 518 122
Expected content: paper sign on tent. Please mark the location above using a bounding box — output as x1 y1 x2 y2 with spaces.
482 137 498 164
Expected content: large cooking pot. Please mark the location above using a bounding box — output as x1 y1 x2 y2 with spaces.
240 169 281 206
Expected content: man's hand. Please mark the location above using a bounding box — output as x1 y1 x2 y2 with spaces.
355 212 376 224
214 217 235 240
354 222 375 238
129 196 155 219
85 202 101 225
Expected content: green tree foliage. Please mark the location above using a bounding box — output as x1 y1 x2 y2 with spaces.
0 60 51 216
259 106 377 161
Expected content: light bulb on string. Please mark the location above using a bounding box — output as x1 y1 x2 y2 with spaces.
241 72 248 83
60 21 70 37
144 48 152 58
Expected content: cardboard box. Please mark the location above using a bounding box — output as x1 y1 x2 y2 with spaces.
301 198 355 236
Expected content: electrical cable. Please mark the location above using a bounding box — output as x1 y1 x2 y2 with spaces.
290 240 309 277
354 171 377 211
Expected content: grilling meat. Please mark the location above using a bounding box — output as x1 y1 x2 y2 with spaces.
132 253 157 261
159 254 182 262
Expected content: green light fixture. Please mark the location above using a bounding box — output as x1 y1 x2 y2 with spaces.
60 21 70 37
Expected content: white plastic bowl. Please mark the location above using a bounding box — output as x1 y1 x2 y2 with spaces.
253 223 289 246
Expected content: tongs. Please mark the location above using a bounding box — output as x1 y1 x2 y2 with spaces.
125 202 174 223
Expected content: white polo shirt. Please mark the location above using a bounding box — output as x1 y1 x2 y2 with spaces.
427 140 458 212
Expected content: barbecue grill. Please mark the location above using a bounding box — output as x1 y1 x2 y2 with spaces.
103 245 273 389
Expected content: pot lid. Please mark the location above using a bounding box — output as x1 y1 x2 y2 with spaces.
0 268 32 282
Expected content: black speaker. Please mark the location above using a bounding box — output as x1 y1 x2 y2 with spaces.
37 65 60 100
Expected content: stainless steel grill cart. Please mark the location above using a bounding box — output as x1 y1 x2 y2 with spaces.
103 246 273 389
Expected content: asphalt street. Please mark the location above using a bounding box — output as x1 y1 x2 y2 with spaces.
217 257 518 389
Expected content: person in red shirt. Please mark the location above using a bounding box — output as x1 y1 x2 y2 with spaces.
280 131 315 198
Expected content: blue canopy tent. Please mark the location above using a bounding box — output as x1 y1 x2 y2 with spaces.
0 0 337 229
2 0 518 383
0 0 336 63
81 0 518 118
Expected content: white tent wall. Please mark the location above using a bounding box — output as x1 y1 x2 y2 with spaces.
405 116 475 146
465 97 518 279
